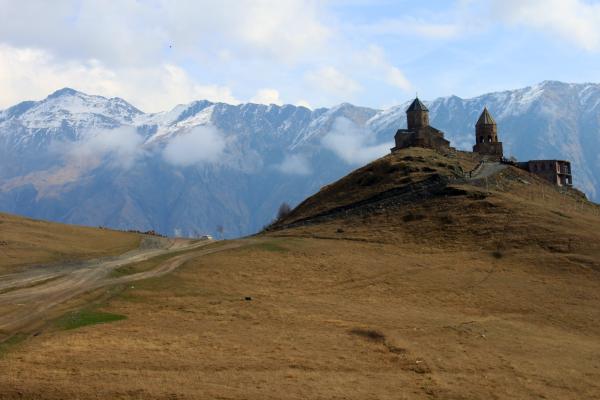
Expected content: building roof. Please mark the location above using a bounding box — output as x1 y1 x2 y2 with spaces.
406 97 428 112
476 107 496 125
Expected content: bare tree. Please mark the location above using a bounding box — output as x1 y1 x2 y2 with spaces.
216 225 224 239
277 202 292 221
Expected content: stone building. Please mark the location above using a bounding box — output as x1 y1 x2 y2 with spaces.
472 107 503 159
391 97 452 153
519 160 573 187
390 96 574 188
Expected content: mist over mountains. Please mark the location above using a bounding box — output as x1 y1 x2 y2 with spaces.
0 81 598 238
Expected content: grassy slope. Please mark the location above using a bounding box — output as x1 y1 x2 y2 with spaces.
1 148 600 399
0 212 141 272
1 236 599 399
277 147 480 225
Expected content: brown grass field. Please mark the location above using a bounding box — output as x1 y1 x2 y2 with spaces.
1 148 600 399
0 212 141 273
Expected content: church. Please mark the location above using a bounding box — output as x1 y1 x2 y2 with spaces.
390 97 452 154
391 96 572 187
472 107 503 158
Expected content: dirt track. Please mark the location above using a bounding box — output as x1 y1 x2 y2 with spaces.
0 238 241 336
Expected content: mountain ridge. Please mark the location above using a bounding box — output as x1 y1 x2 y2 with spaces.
0 81 598 237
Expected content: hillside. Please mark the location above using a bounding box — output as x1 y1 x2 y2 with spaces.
1 149 599 399
271 147 600 257
0 212 141 273
0 81 599 238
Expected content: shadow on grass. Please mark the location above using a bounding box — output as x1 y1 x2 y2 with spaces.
349 328 386 342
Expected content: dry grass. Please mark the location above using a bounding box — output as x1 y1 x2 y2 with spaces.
277 148 479 225
0 233 599 399
1 148 600 399
0 212 141 273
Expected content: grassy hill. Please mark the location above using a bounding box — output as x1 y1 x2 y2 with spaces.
1 148 600 399
0 212 141 273
271 148 600 257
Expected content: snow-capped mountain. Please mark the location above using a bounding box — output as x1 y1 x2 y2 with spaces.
0 81 598 238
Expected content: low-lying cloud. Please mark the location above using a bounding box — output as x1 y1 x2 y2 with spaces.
277 154 312 175
162 125 226 166
64 126 146 169
322 117 392 165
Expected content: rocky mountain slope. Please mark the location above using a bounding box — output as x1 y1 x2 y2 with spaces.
0 81 598 237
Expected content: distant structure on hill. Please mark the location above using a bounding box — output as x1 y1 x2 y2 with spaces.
518 159 573 187
391 97 452 154
391 97 573 187
472 107 503 159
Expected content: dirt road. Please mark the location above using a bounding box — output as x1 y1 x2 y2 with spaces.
0 238 241 336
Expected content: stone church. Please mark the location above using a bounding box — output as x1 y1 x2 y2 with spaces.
390 97 452 154
390 97 573 188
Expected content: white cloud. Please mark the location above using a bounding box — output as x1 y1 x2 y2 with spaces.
362 46 412 91
0 0 331 67
64 126 146 169
0 1 329 110
322 117 392 165
250 88 283 105
490 0 600 52
0 44 239 112
277 154 312 175
220 0 331 63
295 99 312 109
157 64 240 108
162 125 226 166
360 18 462 39
306 66 362 98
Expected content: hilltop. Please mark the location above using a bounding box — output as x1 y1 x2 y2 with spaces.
270 147 600 257
1 149 599 399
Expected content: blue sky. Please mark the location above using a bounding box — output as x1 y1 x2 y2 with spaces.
1 0 600 112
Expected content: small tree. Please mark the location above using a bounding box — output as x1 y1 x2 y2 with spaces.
216 225 224 239
277 202 292 221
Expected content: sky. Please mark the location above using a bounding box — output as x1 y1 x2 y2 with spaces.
2 0 600 112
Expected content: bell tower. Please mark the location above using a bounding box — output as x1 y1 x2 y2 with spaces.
406 97 429 131
473 107 503 158
475 107 498 144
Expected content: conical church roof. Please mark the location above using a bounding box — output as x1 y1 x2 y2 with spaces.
476 107 496 125
406 97 428 112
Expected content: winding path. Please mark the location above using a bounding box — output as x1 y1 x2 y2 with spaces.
0 238 242 336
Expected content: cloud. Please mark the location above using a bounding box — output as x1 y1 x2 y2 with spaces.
276 154 312 175
295 99 312 109
0 1 329 110
162 125 226 166
0 44 239 112
490 0 600 52
306 66 362 98
359 18 462 39
362 46 412 91
322 117 392 165
0 0 331 67
250 88 282 105
63 126 146 169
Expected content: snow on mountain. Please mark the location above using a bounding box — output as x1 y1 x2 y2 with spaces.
0 81 598 238
1 88 141 129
